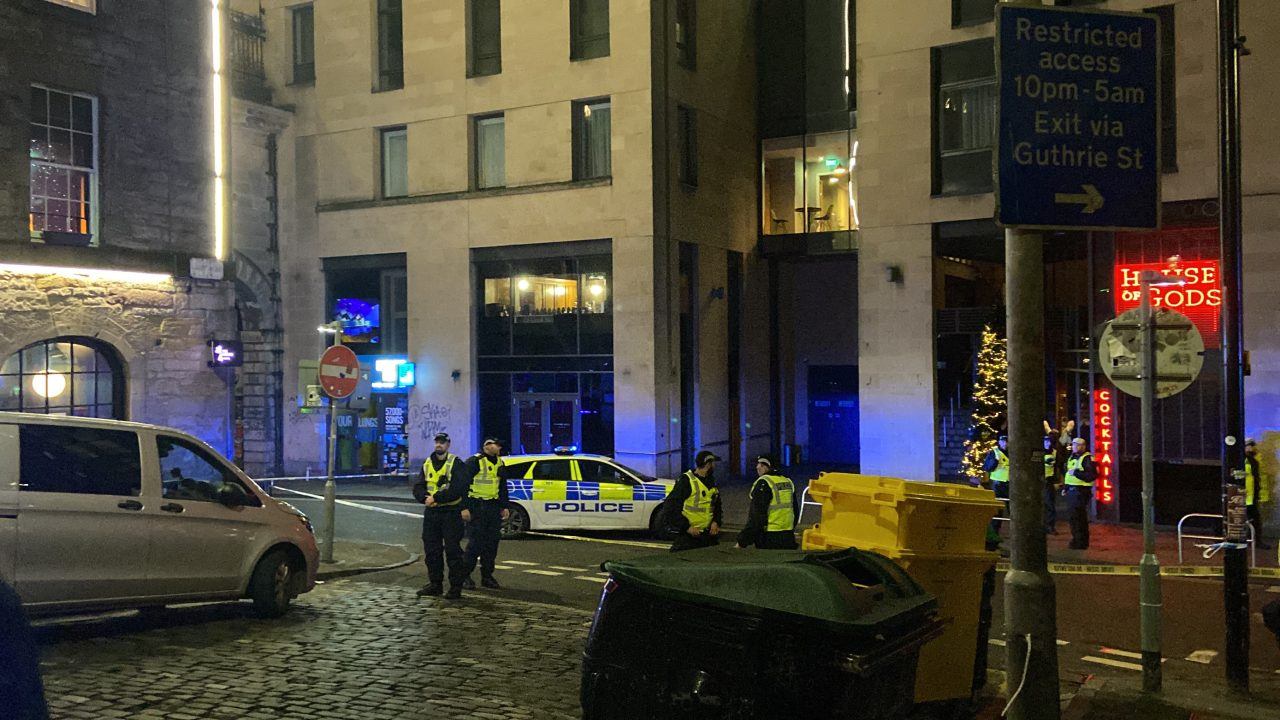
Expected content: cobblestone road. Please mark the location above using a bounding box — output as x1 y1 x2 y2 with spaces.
36 582 591 720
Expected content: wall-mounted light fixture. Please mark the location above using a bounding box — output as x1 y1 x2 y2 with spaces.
210 0 228 260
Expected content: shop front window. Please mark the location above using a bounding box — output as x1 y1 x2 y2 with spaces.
0 337 124 419
761 131 858 236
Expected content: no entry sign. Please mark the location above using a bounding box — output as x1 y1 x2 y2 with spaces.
318 345 360 400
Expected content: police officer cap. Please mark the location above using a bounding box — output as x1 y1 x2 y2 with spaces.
482 437 502 446
755 455 774 468
433 432 450 442
1246 438 1257 447
695 450 721 466
998 435 1008 442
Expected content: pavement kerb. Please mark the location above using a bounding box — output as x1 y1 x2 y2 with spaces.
316 549 421 581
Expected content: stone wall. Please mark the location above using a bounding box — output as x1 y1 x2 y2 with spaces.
0 271 237 452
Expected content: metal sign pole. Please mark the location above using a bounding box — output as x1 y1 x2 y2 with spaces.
1217 0 1250 692
1138 273 1163 692
321 324 342 564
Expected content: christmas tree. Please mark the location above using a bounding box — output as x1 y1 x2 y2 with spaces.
960 324 1008 482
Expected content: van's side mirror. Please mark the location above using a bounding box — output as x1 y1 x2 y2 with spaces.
219 484 249 508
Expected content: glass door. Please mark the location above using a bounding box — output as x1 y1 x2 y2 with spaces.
511 393 581 454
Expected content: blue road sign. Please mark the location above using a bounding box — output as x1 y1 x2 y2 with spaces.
996 4 1160 230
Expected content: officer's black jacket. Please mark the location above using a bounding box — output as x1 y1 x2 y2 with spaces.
412 453 473 508
737 475 800 548
661 471 724 534
462 453 511 505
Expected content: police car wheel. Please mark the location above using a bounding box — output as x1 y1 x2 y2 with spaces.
648 504 666 539
501 503 529 539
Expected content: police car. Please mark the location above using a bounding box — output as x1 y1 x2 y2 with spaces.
500 450 675 538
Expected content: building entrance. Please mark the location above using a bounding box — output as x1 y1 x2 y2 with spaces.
512 393 581 455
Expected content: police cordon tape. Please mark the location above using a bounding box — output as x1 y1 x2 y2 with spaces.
994 560 1280 580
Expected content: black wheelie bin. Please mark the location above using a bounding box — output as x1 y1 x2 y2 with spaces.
581 546 945 720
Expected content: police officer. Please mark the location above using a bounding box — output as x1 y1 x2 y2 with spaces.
1245 439 1271 550
1063 437 1097 550
412 432 472 600
1043 435 1061 535
982 435 1011 501
737 455 798 550
461 437 510 589
663 450 724 552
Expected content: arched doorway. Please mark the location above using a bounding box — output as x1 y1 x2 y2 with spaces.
0 337 126 419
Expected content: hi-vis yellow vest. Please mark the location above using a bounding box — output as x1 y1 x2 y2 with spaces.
682 471 718 530
990 449 1010 483
1246 460 1271 505
470 455 503 500
423 454 461 506
756 474 796 532
1065 452 1093 487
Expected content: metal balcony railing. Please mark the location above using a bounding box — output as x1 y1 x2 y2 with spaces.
229 9 271 104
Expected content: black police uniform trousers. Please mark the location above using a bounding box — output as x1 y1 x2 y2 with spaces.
422 506 466 589
463 499 504 579
1065 485 1092 549
669 532 719 552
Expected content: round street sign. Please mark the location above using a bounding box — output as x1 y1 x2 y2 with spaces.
1099 308 1205 399
318 345 360 400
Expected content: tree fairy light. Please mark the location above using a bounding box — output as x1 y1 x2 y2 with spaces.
960 324 1008 482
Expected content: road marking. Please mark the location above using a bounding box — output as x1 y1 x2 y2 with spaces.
523 569 564 577
575 576 609 583
503 560 540 566
1057 639 1070 646
548 566 590 572
1082 656 1143 672
989 638 1007 647
275 486 422 518
1186 650 1217 664
528 531 670 549
493 565 514 571
1098 647 1165 663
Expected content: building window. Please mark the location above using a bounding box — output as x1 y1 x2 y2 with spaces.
376 0 404 91
677 105 698 188
573 99 612 180
44 0 95 13
380 127 408 198
951 0 994 27
676 0 696 70
932 39 995 196
292 4 315 85
0 338 125 419
1148 5 1177 172
762 131 858 235
570 0 610 61
474 114 506 190
29 86 97 246
468 0 502 77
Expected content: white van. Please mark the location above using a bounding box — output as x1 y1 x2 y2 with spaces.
0 413 317 617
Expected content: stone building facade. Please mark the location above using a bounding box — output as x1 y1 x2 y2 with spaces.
251 0 765 477
0 0 237 452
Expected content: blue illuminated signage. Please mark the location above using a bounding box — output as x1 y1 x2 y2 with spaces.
361 356 416 391
207 340 243 368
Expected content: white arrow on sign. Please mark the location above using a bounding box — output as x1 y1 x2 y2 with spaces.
1054 184 1105 214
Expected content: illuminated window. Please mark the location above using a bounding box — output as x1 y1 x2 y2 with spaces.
572 98 611 180
29 86 97 246
932 39 995 195
762 131 858 235
44 0 95 13
0 338 124 419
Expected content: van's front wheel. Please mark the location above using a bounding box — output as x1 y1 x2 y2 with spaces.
249 549 295 618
